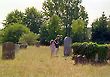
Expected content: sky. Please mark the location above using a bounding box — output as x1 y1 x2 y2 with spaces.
0 0 110 29
82 0 110 27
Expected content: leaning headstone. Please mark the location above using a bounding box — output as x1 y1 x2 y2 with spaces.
20 43 28 49
64 36 72 56
2 42 15 60
15 44 20 52
72 55 87 64
95 53 99 63
35 41 40 47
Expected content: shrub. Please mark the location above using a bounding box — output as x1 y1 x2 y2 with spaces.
72 42 108 62
2 23 30 43
97 45 108 62
19 32 39 45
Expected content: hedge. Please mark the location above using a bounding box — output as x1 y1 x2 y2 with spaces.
72 42 108 62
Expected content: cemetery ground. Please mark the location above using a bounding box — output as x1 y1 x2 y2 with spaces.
0 46 110 77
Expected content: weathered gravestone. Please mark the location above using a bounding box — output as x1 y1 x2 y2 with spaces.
20 43 28 49
35 41 40 47
2 42 15 59
64 36 72 56
72 55 87 64
15 44 20 53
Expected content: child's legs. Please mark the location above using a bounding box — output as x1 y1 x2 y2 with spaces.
51 50 53 56
55 48 59 56
51 48 56 56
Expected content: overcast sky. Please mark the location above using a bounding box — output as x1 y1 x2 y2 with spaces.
0 0 110 28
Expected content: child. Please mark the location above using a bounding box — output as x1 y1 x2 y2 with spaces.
54 36 60 56
50 40 56 57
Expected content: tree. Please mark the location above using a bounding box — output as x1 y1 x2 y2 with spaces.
40 24 49 45
2 23 30 43
3 10 24 26
40 15 63 45
71 19 86 42
47 15 62 41
42 0 88 36
0 29 4 44
24 7 43 34
19 32 39 45
92 12 108 43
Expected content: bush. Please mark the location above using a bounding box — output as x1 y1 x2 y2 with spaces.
2 23 30 43
72 42 108 62
97 45 108 62
19 32 39 45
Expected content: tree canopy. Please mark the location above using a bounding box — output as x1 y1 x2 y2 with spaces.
91 12 109 43
71 19 86 42
3 10 24 26
43 0 88 36
40 15 63 45
24 7 43 34
2 23 30 43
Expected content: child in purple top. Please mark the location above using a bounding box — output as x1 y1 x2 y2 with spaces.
50 40 56 57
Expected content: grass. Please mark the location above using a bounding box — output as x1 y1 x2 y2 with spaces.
0 46 110 77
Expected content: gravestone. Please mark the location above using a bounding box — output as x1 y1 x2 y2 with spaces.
2 42 15 59
15 44 20 53
95 53 99 62
72 55 88 64
35 41 40 47
20 43 28 49
64 36 72 56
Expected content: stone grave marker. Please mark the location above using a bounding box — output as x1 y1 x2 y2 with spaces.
2 42 15 60
64 36 72 56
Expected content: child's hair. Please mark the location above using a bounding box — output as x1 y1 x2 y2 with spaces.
50 40 54 44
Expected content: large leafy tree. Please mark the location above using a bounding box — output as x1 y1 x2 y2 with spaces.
40 24 49 45
2 23 30 43
42 0 88 36
40 15 63 45
24 7 43 34
3 10 24 26
71 19 86 42
92 12 109 43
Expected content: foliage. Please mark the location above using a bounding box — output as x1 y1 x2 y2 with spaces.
3 7 43 35
0 30 4 44
97 45 108 62
40 24 49 45
3 10 24 26
19 32 39 45
71 19 87 42
72 42 108 62
2 23 30 43
43 0 88 36
40 15 63 45
24 7 43 34
92 12 109 44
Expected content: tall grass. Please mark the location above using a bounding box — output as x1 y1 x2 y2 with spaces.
0 46 110 77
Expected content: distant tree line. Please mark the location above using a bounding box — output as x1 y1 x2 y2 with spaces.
92 12 110 44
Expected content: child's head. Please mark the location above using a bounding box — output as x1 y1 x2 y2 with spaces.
50 40 54 44
56 35 60 40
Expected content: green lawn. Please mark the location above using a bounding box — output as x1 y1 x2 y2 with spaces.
0 46 110 77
